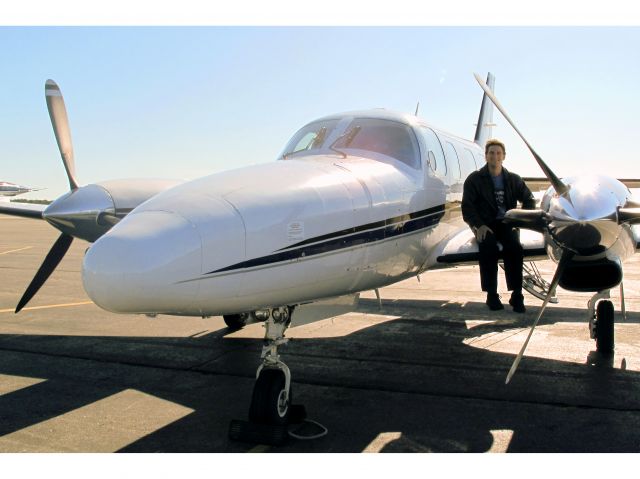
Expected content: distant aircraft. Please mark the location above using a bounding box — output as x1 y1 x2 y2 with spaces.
0 181 38 197
2 75 639 442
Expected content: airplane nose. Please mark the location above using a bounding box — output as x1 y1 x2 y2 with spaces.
82 210 202 314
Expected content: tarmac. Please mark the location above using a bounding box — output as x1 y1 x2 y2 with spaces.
1 215 640 452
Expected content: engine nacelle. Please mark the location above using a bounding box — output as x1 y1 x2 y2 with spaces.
559 257 623 292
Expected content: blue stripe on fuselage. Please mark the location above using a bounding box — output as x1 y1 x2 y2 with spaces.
204 204 446 275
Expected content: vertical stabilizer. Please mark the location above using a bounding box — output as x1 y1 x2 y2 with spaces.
474 72 495 148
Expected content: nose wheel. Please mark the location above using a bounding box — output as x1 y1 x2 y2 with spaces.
249 368 291 425
588 291 615 354
228 306 307 445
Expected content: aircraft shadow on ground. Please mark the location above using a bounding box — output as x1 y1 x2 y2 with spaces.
0 298 639 452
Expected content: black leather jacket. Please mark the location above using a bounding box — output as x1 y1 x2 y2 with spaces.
461 164 535 230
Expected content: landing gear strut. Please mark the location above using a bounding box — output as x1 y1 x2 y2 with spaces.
521 262 559 303
228 306 306 445
588 290 615 354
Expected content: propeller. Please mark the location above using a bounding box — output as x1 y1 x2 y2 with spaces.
473 73 570 198
15 80 81 313
505 250 575 384
15 233 74 313
45 80 79 191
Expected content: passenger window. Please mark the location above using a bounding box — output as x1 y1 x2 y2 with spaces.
420 127 447 177
463 148 479 173
445 141 461 179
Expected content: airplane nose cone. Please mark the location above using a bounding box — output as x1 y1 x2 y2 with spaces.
82 210 202 314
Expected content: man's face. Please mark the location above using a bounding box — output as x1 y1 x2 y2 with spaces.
485 145 505 170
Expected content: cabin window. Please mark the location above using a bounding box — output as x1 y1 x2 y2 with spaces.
419 126 447 177
463 148 479 173
445 141 461 179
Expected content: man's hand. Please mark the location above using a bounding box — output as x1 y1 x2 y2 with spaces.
475 225 493 243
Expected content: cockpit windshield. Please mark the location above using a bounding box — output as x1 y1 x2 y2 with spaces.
281 117 421 170
281 119 340 159
332 119 420 169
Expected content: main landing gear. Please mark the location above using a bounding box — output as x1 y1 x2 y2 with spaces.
587 285 626 355
520 262 559 303
228 306 307 445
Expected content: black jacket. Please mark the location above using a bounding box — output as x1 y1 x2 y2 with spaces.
461 164 535 230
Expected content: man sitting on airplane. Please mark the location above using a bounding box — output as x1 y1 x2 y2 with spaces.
461 139 535 313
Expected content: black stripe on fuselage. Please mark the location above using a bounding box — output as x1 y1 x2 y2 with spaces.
204 204 446 275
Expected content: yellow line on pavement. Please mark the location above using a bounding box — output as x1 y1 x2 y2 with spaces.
0 246 33 255
0 301 94 314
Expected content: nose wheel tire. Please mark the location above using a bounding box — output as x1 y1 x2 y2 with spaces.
595 300 614 354
249 369 291 425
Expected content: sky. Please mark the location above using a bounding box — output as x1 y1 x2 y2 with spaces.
2 17 640 201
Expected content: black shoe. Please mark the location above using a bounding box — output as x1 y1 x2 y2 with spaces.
486 293 504 311
509 292 526 313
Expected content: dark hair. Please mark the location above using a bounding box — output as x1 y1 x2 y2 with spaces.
485 139 506 155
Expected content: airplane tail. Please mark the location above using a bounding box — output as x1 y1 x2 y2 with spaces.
474 72 496 148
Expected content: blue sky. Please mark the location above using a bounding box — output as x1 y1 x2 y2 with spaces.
2 26 640 199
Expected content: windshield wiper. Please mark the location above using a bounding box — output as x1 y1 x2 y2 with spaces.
282 127 329 160
329 126 361 159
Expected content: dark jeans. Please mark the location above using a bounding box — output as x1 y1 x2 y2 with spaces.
478 221 523 294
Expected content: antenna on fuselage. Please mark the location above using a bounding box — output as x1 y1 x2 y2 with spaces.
414 102 420 116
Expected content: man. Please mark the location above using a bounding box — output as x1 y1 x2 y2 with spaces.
461 139 535 313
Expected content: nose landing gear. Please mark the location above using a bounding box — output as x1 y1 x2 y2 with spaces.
228 306 307 445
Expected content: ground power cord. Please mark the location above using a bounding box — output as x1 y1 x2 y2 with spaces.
288 418 328 440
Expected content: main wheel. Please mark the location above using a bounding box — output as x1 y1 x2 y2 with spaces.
595 300 614 354
249 369 291 425
223 313 248 330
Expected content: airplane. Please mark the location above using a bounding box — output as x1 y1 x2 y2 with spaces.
0 181 39 197
2 74 639 443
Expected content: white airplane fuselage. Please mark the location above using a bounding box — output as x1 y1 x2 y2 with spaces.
82 110 480 316
81 109 640 317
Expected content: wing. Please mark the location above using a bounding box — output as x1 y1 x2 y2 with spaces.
526 177 640 192
0 201 46 219
435 227 547 266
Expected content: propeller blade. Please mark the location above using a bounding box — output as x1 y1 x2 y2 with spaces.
15 233 74 313
473 73 569 197
503 208 551 232
618 207 640 224
45 80 79 191
505 250 575 384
